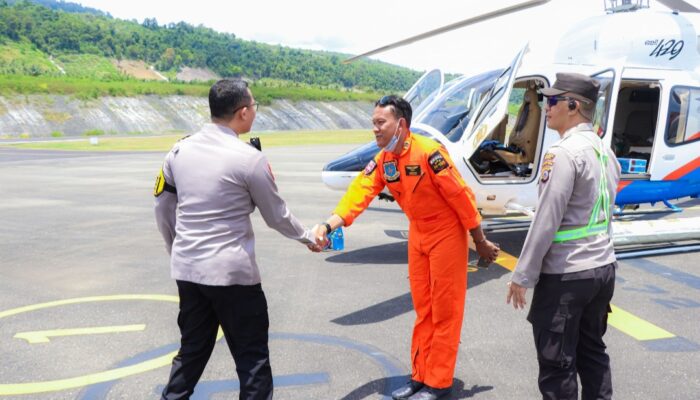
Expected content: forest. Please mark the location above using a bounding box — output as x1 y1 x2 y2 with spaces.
0 0 421 92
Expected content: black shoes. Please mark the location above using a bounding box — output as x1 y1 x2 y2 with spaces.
406 385 452 400
391 380 424 400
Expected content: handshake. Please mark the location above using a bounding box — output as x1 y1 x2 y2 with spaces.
305 224 332 252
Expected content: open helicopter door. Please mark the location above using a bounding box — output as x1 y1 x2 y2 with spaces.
410 46 530 214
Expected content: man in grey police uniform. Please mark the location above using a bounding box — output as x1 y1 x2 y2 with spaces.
154 79 323 400
506 72 621 400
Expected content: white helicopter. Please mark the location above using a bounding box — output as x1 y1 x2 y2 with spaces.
322 0 700 222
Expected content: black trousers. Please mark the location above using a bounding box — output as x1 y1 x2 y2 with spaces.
161 280 273 400
527 263 615 400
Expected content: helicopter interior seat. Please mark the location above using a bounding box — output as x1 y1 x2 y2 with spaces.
493 87 541 166
472 87 541 176
619 110 656 161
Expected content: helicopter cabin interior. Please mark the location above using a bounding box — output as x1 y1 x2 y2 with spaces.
610 80 660 176
469 77 546 181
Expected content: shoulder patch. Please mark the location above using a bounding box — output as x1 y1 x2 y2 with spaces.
363 160 377 175
539 152 555 184
428 151 449 174
154 169 166 197
154 168 177 197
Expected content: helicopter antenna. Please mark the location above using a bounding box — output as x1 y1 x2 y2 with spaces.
343 0 550 64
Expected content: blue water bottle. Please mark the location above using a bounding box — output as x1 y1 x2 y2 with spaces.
329 227 344 251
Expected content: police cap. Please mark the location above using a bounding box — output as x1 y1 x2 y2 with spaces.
540 72 600 105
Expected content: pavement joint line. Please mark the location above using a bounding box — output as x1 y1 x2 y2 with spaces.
476 244 678 342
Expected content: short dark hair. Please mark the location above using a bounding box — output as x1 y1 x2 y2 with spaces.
209 79 251 120
375 95 412 127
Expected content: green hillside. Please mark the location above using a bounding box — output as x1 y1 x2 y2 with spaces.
0 0 421 94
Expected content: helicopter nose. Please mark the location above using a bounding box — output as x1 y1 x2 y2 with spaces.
322 141 380 172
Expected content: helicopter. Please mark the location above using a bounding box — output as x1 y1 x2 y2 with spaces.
321 0 700 217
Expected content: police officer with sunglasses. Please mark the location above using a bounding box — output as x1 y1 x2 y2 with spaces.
506 72 621 400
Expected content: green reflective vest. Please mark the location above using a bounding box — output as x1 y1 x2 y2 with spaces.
553 137 611 243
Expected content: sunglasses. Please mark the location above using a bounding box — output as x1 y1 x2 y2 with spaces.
546 96 572 108
376 95 398 107
546 96 594 108
232 102 258 114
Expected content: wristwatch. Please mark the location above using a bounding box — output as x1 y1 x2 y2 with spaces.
322 222 332 234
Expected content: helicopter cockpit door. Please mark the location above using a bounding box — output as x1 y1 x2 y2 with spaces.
453 45 528 180
404 69 444 117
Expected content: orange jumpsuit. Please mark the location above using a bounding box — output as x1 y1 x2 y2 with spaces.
333 132 482 389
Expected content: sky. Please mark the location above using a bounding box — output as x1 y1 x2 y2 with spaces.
73 0 690 76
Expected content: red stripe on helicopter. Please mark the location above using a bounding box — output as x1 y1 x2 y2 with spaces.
664 157 700 180
687 131 700 142
617 180 633 192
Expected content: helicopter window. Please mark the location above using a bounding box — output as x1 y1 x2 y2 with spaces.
414 69 502 143
405 69 442 111
413 76 462 121
665 86 700 146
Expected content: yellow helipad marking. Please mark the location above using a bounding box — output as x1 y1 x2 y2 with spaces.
15 324 146 344
607 305 675 341
0 294 225 395
476 245 677 342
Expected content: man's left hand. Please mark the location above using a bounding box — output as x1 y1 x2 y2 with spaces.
506 281 527 310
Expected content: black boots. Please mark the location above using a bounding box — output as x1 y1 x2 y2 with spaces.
391 381 452 400
391 380 424 399
406 385 452 400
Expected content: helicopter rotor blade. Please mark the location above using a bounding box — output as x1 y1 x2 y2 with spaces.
343 0 550 64
656 0 700 13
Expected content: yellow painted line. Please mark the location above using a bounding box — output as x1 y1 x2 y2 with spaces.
0 294 225 395
468 242 517 271
15 324 146 344
607 304 675 341
485 247 677 342
0 294 179 319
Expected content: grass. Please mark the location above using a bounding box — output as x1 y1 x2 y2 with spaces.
55 54 123 80
0 74 380 102
0 41 59 76
0 129 374 151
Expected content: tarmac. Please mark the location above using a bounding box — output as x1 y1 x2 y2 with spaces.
1 144 699 399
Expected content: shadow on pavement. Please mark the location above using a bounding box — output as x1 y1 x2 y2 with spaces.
325 241 409 265
328 236 512 326
339 375 493 400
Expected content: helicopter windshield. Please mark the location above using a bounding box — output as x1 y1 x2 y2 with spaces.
414 69 503 143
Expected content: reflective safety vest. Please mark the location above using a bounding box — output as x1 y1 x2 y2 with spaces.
553 137 611 243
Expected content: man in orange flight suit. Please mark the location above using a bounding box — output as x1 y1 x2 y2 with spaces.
318 96 500 400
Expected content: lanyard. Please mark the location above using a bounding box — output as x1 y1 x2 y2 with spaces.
553 136 610 243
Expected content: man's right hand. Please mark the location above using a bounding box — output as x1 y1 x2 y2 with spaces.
310 224 329 251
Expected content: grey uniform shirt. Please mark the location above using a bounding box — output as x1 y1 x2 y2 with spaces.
154 123 314 286
511 123 621 288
